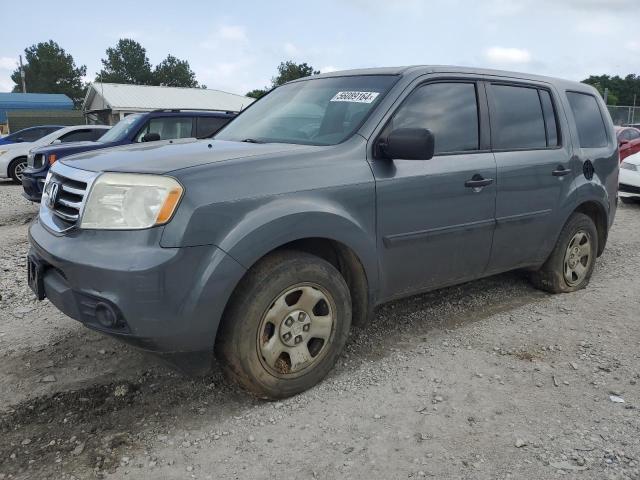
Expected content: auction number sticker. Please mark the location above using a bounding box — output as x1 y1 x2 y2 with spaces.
330 91 380 103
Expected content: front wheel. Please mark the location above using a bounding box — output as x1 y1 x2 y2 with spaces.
9 157 27 184
216 250 352 399
530 213 598 293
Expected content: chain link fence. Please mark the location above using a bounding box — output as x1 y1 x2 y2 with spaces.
607 105 640 126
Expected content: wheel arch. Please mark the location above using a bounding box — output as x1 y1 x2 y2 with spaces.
573 200 608 256
8 155 27 178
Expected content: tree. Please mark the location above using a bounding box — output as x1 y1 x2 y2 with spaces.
96 39 153 85
11 40 87 107
153 55 199 87
245 60 319 98
582 74 640 106
272 61 319 86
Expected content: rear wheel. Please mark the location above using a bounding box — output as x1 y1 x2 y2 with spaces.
8 157 27 184
216 250 352 399
530 213 598 293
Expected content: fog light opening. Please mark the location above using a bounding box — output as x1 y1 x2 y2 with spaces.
95 302 119 329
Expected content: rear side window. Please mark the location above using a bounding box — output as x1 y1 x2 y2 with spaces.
59 129 103 143
135 117 194 142
389 82 479 154
196 117 229 138
566 92 608 148
491 85 546 150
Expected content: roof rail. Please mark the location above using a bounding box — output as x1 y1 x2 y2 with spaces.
149 108 238 114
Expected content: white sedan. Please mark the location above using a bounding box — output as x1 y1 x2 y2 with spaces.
0 124 109 183
620 151 640 204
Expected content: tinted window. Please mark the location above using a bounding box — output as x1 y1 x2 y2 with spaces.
566 92 608 148
196 117 230 138
135 117 194 142
59 129 104 143
389 82 479 154
491 85 546 149
539 90 559 147
20 128 47 142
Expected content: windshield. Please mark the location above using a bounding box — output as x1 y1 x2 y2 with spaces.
98 114 143 143
216 75 398 146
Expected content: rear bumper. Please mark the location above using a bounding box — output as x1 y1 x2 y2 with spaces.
28 219 246 355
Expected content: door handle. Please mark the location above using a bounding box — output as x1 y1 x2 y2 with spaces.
552 166 571 176
465 175 494 188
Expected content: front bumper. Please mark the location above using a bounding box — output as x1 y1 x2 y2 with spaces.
28 219 246 355
21 167 47 202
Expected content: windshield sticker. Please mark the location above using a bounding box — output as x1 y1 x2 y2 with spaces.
330 91 380 103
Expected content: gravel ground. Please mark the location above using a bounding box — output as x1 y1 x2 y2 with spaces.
0 179 639 480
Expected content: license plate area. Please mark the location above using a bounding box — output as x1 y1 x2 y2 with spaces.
27 255 46 300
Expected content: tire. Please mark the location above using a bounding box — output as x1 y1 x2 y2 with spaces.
8 157 27 184
530 213 598 294
215 250 352 399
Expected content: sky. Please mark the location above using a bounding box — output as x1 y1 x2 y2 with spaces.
1 0 639 97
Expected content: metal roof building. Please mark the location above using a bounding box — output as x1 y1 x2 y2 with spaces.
83 82 254 125
0 92 74 124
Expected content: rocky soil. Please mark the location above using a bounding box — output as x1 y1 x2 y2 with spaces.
0 179 639 479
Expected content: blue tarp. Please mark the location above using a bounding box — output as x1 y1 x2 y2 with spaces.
0 92 73 122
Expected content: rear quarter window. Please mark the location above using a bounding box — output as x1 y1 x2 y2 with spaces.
566 92 608 148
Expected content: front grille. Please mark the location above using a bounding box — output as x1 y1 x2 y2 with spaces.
45 173 87 226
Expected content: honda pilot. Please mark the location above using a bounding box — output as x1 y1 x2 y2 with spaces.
27 66 618 399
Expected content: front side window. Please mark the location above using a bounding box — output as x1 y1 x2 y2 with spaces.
135 117 194 142
196 117 229 138
491 84 546 150
216 75 398 146
566 92 608 149
385 82 479 154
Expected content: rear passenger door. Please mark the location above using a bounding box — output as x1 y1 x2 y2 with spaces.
485 82 573 273
372 79 497 299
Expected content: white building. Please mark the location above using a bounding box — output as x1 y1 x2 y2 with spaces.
83 82 254 125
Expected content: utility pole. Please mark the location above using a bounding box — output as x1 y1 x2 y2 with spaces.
19 55 26 93
633 94 637 124
603 87 608 105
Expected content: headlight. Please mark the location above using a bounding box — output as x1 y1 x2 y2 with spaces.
80 173 183 230
621 162 637 171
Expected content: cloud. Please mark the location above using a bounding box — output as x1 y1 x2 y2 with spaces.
217 25 247 43
485 47 532 64
0 57 17 70
283 42 300 57
320 66 338 73
626 41 640 53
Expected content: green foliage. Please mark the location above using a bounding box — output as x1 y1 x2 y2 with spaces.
246 60 319 98
96 39 153 85
153 55 198 87
582 74 640 106
11 40 87 107
272 61 320 86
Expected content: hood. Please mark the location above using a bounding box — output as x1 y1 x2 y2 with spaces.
60 139 317 174
32 141 102 154
624 151 640 166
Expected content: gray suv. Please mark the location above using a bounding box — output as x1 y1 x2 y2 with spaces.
27 66 618 399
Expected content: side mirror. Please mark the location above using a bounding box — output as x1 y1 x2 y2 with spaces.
380 128 435 160
142 132 161 142
51 139 62 144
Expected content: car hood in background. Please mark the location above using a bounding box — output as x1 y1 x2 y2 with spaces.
624 151 640 166
60 139 319 174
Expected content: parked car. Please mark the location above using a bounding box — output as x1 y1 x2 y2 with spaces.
0 125 64 146
619 151 640 203
0 125 109 183
21 110 236 201
615 126 640 161
28 66 618 399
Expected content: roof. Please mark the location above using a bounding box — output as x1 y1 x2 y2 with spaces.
84 83 254 113
0 92 74 122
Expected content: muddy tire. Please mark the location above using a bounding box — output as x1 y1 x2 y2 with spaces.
8 157 27 184
530 213 598 294
215 250 352 399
